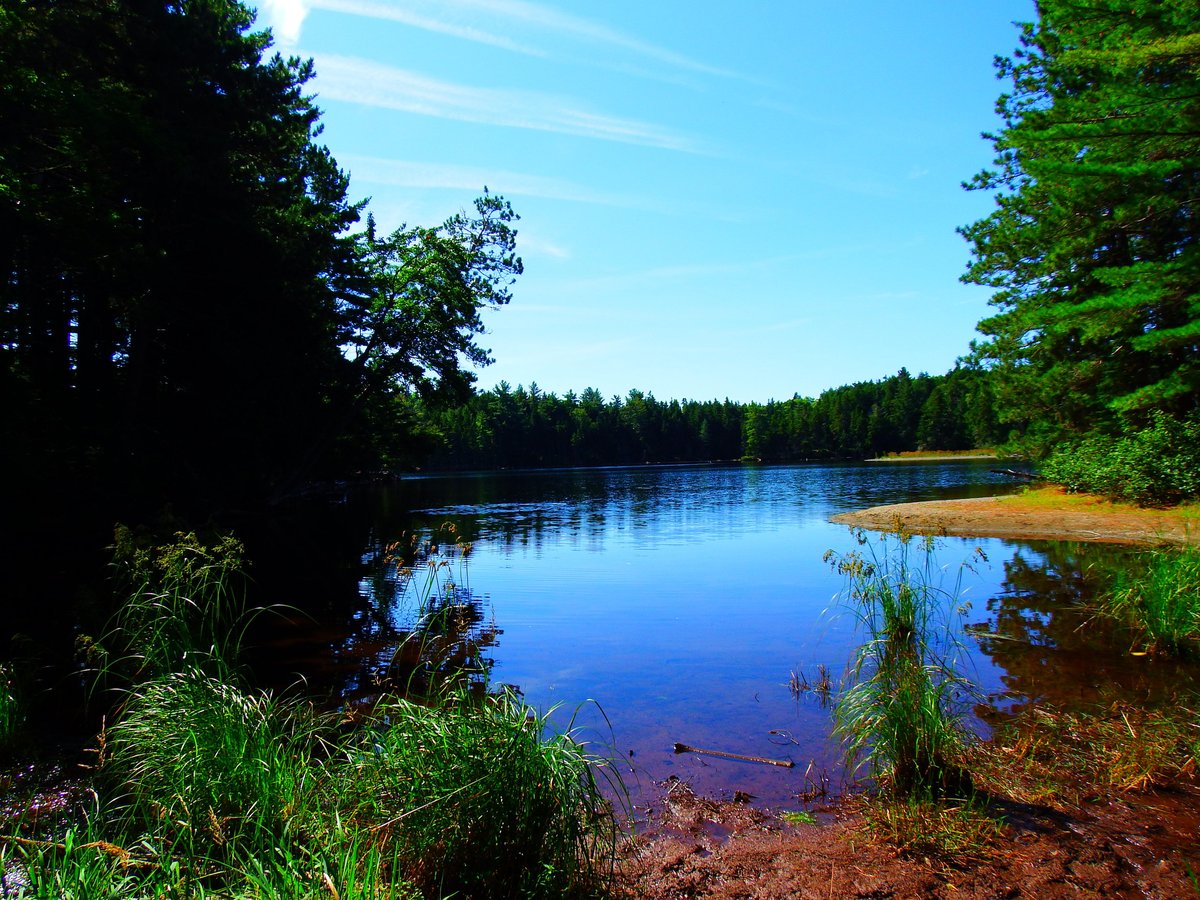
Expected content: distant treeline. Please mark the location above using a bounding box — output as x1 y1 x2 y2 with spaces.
410 366 1002 469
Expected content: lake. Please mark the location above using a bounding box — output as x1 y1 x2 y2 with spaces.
257 461 1199 809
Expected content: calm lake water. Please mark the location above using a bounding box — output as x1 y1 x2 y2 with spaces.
260 461 1200 808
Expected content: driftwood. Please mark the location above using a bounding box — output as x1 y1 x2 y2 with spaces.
672 742 795 768
991 468 1042 481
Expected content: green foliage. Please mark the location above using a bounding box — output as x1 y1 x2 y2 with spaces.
20 528 620 898
1040 412 1200 505
0 0 524 514
417 366 1001 469
0 662 23 754
106 668 318 861
1094 545 1200 656
334 693 615 900
826 532 978 800
99 527 251 682
963 2 1200 450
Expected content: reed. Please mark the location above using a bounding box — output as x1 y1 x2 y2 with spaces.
826 531 978 800
100 527 253 684
7 526 622 898
0 663 22 754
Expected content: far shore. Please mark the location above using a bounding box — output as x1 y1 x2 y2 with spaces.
831 486 1199 546
865 449 998 462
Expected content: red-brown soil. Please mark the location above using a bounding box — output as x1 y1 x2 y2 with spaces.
619 776 1200 898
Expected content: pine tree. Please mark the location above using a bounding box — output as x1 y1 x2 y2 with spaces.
962 0 1200 451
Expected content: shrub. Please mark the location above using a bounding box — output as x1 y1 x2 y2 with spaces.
1041 412 1200 505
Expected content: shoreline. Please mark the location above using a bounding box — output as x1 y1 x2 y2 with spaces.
830 486 1199 546
864 452 998 462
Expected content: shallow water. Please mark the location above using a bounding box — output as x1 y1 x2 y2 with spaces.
257 461 1200 808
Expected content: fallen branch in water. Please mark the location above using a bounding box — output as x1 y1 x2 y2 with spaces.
673 742 795 768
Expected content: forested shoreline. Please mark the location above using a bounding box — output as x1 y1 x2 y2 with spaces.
408 365 1001 470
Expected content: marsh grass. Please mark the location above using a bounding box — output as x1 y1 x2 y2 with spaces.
1094 545 1200 656
972 701 1200 806
4 526 621 898
826 530 980 800
96 527 255 685
0 662 23 754
334 690 617 899
858 794 1003 860
105 668 321 862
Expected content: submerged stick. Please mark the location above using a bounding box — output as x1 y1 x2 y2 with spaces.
672 742 795 768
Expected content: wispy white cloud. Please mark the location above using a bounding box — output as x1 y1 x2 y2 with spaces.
342 156 669 211
305 0 758 85
313 55 704 152
309 0 543 55
257 0 308 45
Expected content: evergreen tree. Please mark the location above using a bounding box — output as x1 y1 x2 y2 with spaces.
962 1 1200 451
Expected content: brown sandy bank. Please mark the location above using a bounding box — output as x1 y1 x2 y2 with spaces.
830 486 1200 546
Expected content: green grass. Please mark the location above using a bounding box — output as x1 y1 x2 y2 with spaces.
106 667 320 861
0 663 23 754
826 530 978 800
333 691 617 899
2 527 621 899
1095 545 1200 656
858 794 1003 859
94 527 254 686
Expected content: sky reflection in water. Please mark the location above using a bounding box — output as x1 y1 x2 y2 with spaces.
345 462 1197 807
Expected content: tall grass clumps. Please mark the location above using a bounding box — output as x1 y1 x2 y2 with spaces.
101 526 252 682
1095 545 1200 656
826 530 979 801
105 667 318 860
0 662 24 755
334 691 616 900
1 527 621 898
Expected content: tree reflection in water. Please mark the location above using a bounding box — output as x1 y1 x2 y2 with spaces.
338 523 502 707
972 541 1200 725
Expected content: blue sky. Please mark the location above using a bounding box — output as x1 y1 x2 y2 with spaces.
254 0 1036 403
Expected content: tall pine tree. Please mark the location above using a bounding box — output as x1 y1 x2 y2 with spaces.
962 0 1200 451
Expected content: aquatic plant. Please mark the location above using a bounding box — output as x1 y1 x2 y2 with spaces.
379 523 497 700
1095 544 1200 656
826 530 980 800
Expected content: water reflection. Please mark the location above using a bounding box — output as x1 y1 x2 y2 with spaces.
250 461 1200 807
973 541 1200 723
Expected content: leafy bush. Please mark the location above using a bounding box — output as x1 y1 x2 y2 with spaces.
1041 412 1200 505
